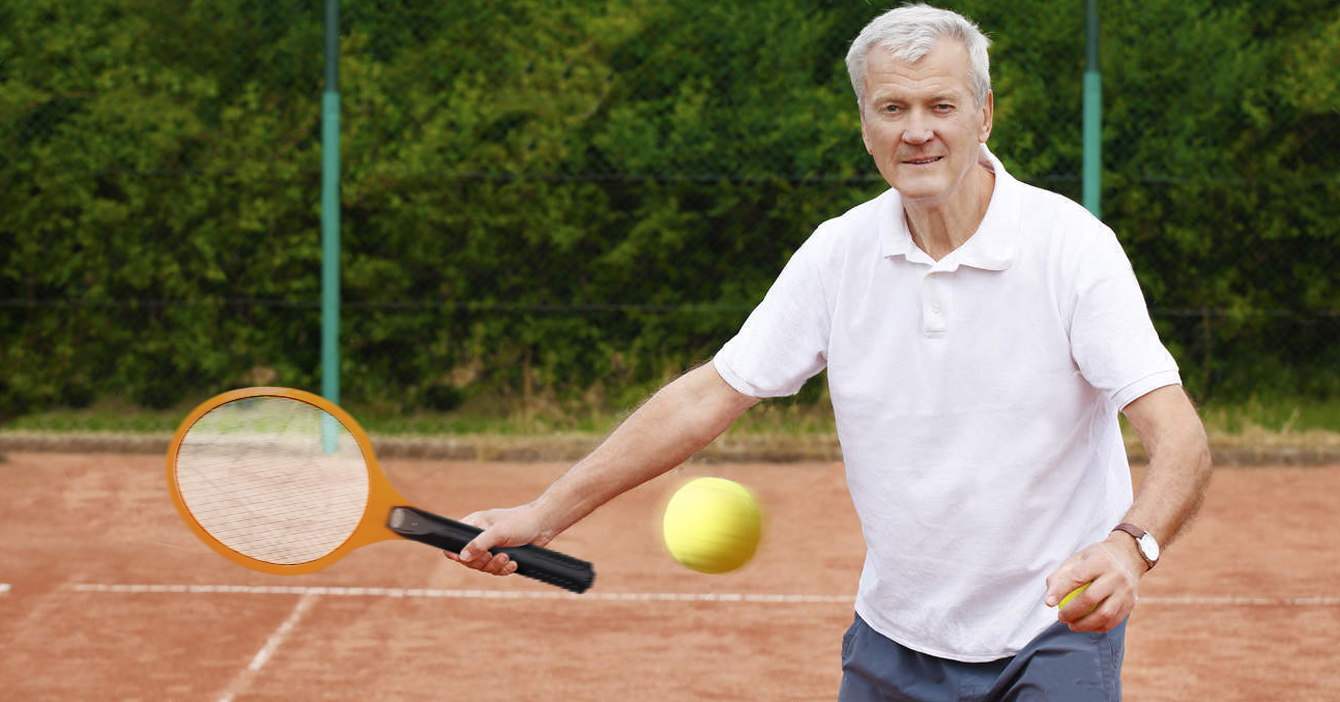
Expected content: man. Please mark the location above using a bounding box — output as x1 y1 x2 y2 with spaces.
447 5 1212 700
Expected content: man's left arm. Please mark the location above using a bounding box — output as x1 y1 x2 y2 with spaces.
1044 384 1214 632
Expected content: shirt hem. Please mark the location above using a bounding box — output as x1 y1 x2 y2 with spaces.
854 599 1021 664
1112 369 1182 410
711 355 770 399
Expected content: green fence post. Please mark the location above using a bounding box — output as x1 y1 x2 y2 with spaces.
1083 0 1102 219
321 0 341 448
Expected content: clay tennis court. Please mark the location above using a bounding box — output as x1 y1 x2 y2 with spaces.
1 451 1337 701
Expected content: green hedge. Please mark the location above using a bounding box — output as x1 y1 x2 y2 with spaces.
2 0 1337 416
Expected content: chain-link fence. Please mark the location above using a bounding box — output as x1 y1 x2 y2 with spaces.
2 0 1338 419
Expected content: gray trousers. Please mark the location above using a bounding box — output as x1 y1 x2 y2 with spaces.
839 613 1125 702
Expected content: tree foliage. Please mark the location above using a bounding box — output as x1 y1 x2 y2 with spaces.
1 0 1337 416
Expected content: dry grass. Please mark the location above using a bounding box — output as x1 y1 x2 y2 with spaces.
3 396 1338 465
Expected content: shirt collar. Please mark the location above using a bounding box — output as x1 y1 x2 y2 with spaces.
879 144 1020 271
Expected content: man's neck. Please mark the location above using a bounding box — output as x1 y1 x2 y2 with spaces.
904 164 996 261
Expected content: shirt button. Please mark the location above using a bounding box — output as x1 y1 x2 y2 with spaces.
931 302 942 314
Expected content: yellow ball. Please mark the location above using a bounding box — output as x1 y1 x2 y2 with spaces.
1058 582 1091 611
662 477 762 574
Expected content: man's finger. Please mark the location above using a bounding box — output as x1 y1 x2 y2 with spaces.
1044 542 1119 605
1057 581 1104 622
480 552 510 575
458 525 505 565
1044 568 1095 607
1067 591 1131 632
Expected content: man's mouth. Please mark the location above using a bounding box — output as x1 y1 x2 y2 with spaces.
903 156 944 166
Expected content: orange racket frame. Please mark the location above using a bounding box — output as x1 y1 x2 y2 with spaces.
166 387 595 592
166 387 419 576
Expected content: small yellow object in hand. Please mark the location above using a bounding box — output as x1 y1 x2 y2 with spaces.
1058 582 1089 609
1057 582 1094 615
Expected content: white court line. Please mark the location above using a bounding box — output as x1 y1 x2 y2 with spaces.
216 592 318 702
66 584 1340 607
1142 595 1340 607
71 583 854 603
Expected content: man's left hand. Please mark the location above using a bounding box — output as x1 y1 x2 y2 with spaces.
1044 533 1147 632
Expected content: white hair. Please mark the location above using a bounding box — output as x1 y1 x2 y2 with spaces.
845 4 992 107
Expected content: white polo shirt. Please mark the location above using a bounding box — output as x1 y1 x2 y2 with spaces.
714 145 1180 662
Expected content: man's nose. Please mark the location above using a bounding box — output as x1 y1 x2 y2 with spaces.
901 111 933 144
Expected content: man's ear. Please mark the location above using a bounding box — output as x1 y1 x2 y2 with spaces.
978 90 994 143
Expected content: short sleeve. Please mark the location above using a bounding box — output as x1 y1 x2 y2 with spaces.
1068 228 1181 409
714 233 833 398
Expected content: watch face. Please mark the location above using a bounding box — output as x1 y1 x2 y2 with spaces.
1139 534 1160 562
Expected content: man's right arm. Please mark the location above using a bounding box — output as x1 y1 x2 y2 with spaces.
447 362 760 576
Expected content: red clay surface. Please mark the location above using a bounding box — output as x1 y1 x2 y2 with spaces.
0 452 1337 701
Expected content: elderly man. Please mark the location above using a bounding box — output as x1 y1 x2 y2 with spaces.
448 5 1212 700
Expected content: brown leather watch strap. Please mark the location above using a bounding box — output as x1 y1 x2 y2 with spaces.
1112 523 1145 541
1112 522 1158 570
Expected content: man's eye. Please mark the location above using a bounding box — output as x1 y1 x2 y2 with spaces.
884 105 902 113
935 103 954 112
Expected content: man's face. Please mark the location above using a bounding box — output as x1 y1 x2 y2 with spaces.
859 40 993 206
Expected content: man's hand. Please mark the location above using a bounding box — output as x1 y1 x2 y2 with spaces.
1044 532 1147 632
441 503 551 577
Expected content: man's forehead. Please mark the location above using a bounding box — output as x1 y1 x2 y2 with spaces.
864 40 972 93
868 40 975 81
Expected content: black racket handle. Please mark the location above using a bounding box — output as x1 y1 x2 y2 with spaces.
387 506 595 594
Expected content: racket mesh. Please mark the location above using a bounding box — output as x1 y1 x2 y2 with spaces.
174 396 370 565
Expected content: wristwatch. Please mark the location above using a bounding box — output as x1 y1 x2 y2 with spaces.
1113 523 1160 570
